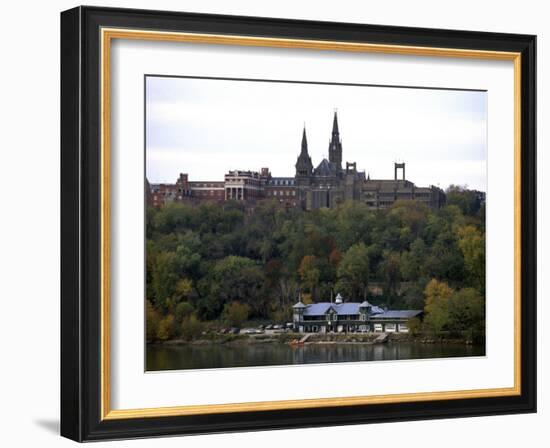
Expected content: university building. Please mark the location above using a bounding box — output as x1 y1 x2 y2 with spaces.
292 293 423 334
147 112 445 210
294 112 445 210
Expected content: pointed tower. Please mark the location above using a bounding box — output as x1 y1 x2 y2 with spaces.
295 127 313 177
328 111 342 171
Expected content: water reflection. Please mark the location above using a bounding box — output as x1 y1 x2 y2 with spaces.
147 342 485 371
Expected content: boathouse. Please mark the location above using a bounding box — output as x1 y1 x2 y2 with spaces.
292 293 422 334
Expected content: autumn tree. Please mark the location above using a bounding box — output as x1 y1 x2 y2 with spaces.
157 315 175 341
423 279 453 334
222 301 251 327
180 314 204 341
146 300 161 342
457 225 485 293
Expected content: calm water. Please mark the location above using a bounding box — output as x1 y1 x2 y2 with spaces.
147 342 485 371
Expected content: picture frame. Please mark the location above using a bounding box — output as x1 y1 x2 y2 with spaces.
60 5 536 441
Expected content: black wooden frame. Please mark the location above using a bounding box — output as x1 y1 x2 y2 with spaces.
60 6 537 442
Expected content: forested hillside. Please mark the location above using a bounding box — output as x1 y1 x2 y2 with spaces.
146 186 485 341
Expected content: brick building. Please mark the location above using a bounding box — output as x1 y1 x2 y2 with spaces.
147 112 446 210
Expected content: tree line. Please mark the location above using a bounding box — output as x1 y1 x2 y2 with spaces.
146 185 485 342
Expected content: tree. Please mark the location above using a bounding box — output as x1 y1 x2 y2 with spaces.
334 201 372 250
447 287 485 336
380 251 401 301
298 255 320 299
201 256 265 318
156 315 175 341
426 230 465 284
222 301 250 327
336 243 370 299
407 317 422 336
389 200 429 238
150 244 201 311
175 301 194 325
146 187 487 329
400 238 426 281
457 225 485 293
446 185 481 216
150 251 180 309
152 202 193 234
423 279 453 334
146 300 161 342
180 314 204 341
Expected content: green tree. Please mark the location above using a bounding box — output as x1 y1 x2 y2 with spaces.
150 251 180 309
446 185 481 216
380 251 401 301
174 301 194 325
336 243 370 299
400 238 427 281
201 256 265 318
447 287 485 336
298 255 321 299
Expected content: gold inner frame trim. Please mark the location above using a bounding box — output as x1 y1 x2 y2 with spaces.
100 27 522 420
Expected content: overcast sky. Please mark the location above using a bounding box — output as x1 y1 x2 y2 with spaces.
146 76 487 192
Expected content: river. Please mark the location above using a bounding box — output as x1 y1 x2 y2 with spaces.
147 342 485 371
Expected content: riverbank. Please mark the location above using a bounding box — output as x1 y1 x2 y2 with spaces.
157 331 481 347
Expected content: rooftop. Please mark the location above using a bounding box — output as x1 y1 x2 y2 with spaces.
297 301 422 319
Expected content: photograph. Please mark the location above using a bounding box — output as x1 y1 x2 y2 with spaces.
56 4 537 442
145 75 487 371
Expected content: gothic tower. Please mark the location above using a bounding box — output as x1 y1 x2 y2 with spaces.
295 127 313 178
328 111 342 171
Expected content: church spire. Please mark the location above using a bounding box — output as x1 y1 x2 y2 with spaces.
295 126 313 177
332 110 339 136
328 111 342 170
301 126 308 154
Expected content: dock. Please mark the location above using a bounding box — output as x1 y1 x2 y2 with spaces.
299 334 312 343
374 333 389 344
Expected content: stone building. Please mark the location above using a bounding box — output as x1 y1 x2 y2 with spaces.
294 112 445 210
